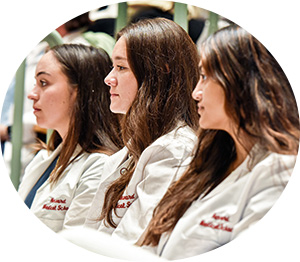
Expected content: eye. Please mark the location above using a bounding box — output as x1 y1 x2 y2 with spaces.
200 73 207 81
110 65 127 71
117 65 126 71
40 80 47 87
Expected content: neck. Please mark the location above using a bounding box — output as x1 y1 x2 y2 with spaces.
229 130 255 173
56 127 68 143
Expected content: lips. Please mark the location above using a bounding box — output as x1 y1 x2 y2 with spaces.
197 103 204 114
33 106 41 114
110 93 119 98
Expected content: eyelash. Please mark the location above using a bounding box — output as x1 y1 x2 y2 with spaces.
40 80 47 87
200 73 207 81
111 65 127 71
118 65 126 70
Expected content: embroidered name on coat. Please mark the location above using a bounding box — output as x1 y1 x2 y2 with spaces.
50 198 66 204
42 198 69 211
117 194 135 209
200 213 233 232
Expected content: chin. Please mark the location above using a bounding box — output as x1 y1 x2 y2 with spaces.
110 106 126 115
199 121 207 129
199 123 213 130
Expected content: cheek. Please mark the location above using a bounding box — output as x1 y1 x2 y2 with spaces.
122 92 135 111
201 98 227 128
44 97 56 108
210 97 227 120
129 89 138 102
207 87 226 112
125 82 138 102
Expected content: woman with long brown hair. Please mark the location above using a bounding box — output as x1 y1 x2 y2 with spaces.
84 18 199 242
18 44 123 232
139 25 300 259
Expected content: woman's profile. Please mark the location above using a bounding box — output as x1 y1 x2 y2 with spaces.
18 44 123 232
85 18 199 243
140 25 300 259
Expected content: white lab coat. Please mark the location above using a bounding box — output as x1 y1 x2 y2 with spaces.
152 145 295 260
84 125 197 243
18 144 109 232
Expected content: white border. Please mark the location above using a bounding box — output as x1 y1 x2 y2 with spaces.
1 1 299 261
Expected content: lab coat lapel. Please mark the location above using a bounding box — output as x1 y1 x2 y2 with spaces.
36 145 84 193
85 147 131 222
200 163 249 202
200 144 269 202
18 145 62 199
101 146 129 181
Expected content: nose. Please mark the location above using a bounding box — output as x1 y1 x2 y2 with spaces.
27 86 39 101
192 82 203 101
104 69 117 87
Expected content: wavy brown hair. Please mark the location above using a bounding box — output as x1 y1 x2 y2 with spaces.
99 18 200 228
37 44 123 184
141 25 300 246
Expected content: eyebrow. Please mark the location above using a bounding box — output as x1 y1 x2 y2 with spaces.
113 55 127 61
35 71 51 78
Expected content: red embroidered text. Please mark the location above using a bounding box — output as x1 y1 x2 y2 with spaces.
212 213 229 222
119 194 135 200
116 201 133 209
42 204 69 211
116 194 135 208
50 198 66 204
42 204 57 210
200 220 233 232
42 199 69 211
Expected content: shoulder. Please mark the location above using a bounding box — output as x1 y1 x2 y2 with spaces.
244 152 297 194
34 148 55 160
252 152 296 176
64 152 110 185
140 126 196 160
23 147 57 173
75 151 110 169
151 125 197 151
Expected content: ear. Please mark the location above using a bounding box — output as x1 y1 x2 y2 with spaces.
69 85 78 103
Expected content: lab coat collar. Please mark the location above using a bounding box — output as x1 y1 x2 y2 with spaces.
39 143 62 161
100 146 131 182
18 145 62 198
39 143 84 162
200 144 269 201
113 146 130 169
86 147 132 222
19 143 84 198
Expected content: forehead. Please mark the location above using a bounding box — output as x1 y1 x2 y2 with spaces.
35 51 61 76
112 36 128 61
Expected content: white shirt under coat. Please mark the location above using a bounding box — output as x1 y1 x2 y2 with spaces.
18 144 109 232
84 125 197 244
154 145 295 260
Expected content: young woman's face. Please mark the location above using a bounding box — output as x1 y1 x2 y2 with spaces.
28 51 77 139
104 36 138 114
192 66 232 132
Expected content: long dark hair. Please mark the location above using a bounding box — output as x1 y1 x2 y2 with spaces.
142 25 300 246
39 44 123 184
100 18 200 227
